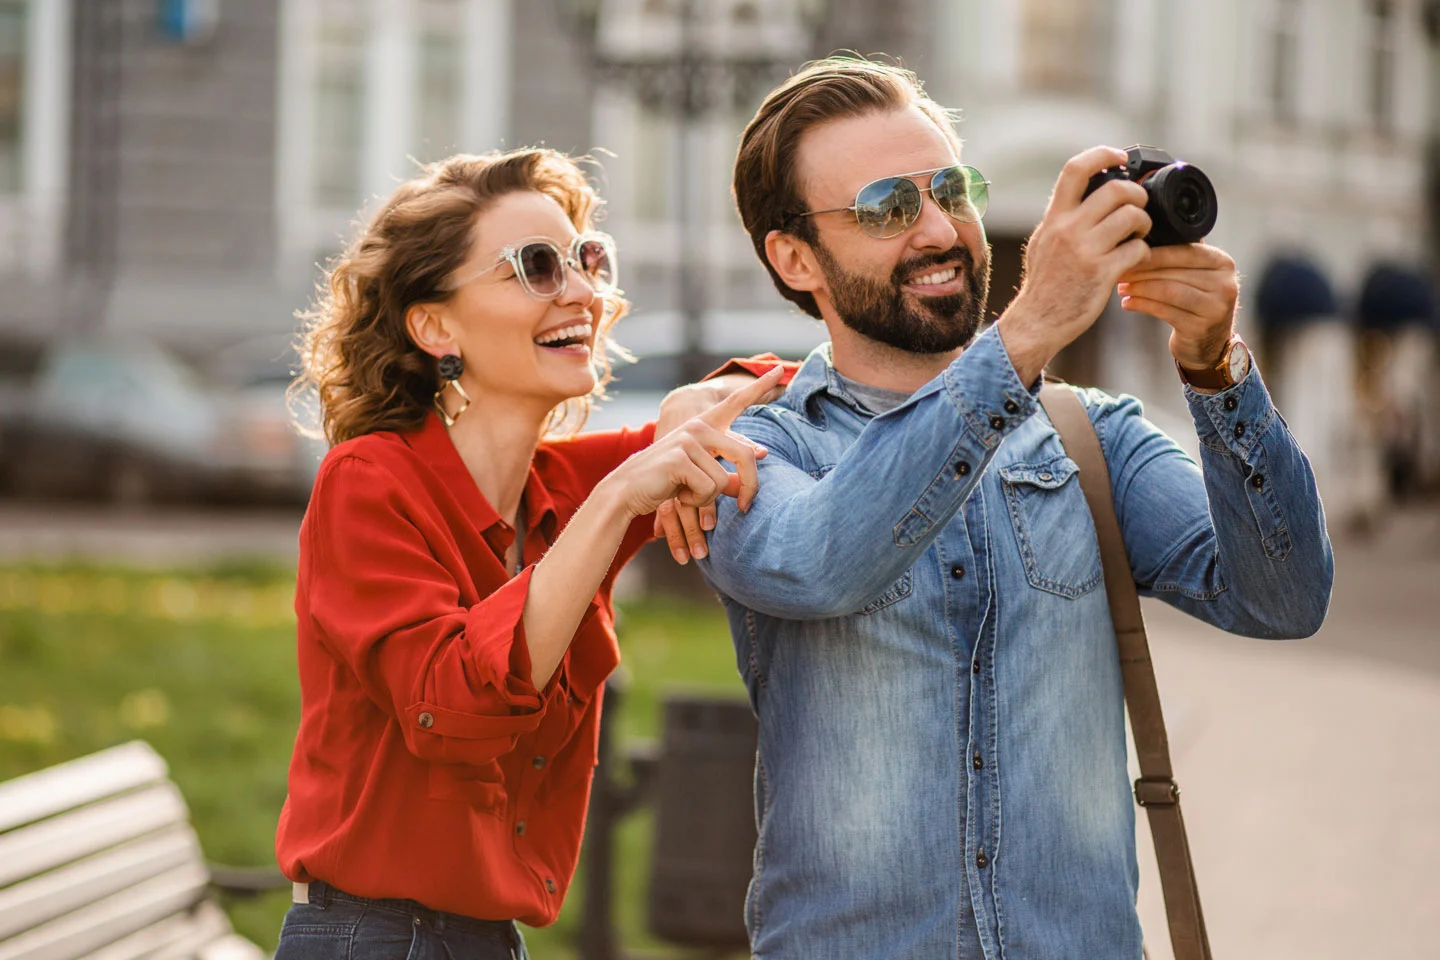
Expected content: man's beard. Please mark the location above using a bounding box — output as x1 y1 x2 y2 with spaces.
813 240 990 355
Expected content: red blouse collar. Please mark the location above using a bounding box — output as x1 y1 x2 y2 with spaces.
402 412 559 540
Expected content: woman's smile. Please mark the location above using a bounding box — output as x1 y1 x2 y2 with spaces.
532 319 595 358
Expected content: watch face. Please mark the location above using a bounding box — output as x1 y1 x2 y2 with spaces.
1228 341 1250 383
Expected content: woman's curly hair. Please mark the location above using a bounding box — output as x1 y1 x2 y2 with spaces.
291 148 630 446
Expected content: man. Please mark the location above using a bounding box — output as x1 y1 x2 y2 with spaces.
694 57 1333 960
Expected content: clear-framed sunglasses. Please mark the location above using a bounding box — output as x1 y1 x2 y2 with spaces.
455 232 618 301
792 164 990 240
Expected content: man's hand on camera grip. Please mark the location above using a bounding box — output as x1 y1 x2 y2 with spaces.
1116 243 1239 369
997 146 1152 385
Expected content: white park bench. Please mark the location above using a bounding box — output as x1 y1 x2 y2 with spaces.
0 740 282 960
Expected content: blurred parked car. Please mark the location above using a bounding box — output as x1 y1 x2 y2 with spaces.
209 334 328 503
0 338 220 505
0 336 326 506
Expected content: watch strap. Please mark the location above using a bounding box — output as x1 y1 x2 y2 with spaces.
1175 338 1236 390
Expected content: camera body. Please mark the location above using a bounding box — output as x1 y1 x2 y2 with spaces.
1082 145 1217 247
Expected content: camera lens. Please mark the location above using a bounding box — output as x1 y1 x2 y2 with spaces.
1176 183 1202 223
1145 163 1217 245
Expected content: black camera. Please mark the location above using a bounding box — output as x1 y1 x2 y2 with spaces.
1082 145 1217 246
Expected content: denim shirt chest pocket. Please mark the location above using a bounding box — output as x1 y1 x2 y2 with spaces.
997 454 1104 598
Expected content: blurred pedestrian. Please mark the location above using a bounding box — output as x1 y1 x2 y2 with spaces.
272 147 783 960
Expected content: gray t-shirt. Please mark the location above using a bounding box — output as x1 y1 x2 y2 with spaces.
834 372 913 416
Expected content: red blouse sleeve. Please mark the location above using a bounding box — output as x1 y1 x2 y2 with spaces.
543 422 656 492
300 455 550 766
542 422 659 567
703 353 802 385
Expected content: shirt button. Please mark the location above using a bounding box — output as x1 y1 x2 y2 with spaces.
989 415 1005 430
1223 396 1238 411
417 712 434 729
1003 399 1019 415
976 849 988 869
950 564 965 580
972 659 981 674
544 878 557 894
1251 473 1265 490
532 755 547 769
955 461 971 478
1233 422 1246 439
1037 472 1053 482
516 820 527 836
972 752 983 770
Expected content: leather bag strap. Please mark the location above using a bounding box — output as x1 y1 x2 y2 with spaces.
1038 382 1213 960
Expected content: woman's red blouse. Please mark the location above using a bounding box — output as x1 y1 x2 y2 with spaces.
275 412 656 926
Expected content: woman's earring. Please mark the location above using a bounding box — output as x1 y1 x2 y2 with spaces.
432 353 472 426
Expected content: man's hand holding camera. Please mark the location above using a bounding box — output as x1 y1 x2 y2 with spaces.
997 146 1152 385
997 145 1239 388
1117 243 1238 377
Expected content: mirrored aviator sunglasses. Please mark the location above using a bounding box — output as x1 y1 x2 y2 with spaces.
468 233 618 301
802 165 990 240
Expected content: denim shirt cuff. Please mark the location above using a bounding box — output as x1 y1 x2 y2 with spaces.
1185 365 1277 461
942 324 1040 449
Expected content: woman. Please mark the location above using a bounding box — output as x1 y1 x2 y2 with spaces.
274 147 782 959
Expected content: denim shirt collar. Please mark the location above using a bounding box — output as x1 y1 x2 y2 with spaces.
785 342 898 423
785 327 1045 426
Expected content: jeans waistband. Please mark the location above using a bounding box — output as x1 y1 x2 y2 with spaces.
296 880 520 943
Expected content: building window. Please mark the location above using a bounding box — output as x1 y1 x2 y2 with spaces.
1269 0 1301 123
634 103 675 222
312 14 366 209
1018 0 1112 97
1366 0 1396 132
417 0 463 163
0 1 25 194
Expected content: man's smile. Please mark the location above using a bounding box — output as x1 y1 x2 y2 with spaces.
902 263 966 296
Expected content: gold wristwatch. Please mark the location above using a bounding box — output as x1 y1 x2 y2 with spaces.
1175 336 1251 391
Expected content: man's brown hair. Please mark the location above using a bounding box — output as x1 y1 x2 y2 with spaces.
733 56 962 319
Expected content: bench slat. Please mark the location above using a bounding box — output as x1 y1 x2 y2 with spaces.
0 783 189 890
87 901 231 960
197 934 267 960
0 861 209 960
0 826 200 940
0 743 167 835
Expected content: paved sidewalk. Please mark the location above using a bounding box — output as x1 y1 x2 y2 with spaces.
1133 580 1439 958
0 503 303 567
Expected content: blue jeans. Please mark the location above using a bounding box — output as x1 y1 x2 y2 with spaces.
275 882 528 960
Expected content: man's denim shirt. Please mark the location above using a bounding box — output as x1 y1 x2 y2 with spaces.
698 324 1333 960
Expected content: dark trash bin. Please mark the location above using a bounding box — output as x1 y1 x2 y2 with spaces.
646 694 759 949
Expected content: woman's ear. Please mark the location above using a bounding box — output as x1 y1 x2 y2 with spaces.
405 303 455 359
765 229 825 296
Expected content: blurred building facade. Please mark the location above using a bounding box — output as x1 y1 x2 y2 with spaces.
0 0 584 355
0 0 926 367
0 0 1436 516
930 0 1440 520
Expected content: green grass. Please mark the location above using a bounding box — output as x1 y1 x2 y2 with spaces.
0 561 747 958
